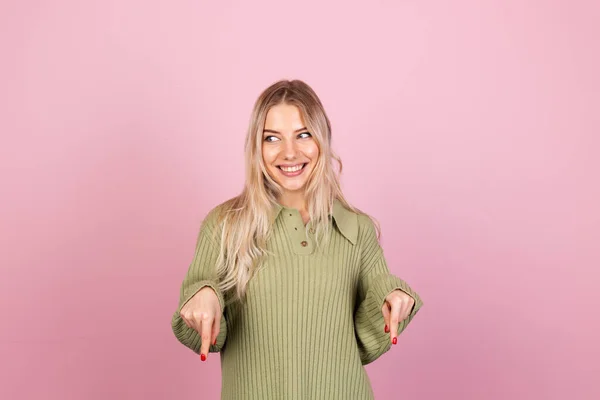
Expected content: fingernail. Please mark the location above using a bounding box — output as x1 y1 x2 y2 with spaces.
392 337 397 345
201 353 206 361
384 324 389 333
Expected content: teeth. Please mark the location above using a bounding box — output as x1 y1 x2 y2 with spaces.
280 164 304 172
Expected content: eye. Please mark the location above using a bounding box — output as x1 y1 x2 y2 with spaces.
298 132 312 139
264 135 280 142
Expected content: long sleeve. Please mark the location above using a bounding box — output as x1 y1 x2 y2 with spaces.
170 207 228 354
354 215 424 365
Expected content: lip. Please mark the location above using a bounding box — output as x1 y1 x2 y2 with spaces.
277 163 307 177
277 163 306 168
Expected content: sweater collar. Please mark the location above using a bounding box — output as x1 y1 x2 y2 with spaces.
273 198 358 245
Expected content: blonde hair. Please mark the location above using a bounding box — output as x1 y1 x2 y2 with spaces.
210 79 381 305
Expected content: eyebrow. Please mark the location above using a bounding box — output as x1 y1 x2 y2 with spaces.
263 127 308 134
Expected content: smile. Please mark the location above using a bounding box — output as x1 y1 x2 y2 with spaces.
277 163 307 177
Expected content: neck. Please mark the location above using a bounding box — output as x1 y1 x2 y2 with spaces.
277 191 307 212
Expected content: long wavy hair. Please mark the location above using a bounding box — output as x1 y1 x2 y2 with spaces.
210 79 381 305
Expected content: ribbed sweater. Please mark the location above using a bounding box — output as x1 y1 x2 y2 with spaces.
171 199 424 399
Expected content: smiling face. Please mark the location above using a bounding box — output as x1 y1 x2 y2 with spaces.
262 103 320 200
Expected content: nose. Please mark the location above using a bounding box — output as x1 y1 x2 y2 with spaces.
282 138 298 160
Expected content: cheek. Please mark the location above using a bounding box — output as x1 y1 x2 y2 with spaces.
306 143 320 159
262 146 276 165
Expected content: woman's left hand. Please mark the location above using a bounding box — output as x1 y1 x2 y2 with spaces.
381 289 415 345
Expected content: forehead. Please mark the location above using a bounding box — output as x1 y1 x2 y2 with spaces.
264 104 306 129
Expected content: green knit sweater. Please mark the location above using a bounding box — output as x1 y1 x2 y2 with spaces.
171 199 424 399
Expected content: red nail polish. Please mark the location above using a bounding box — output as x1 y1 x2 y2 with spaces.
201 353 206 361
392 337 397 345
384 325 389 333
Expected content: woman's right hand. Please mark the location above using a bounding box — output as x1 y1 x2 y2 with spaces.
179 286 222 361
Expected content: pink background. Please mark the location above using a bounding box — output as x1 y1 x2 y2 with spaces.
1 1 598 399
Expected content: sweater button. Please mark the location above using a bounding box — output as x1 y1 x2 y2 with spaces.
300 241 308 247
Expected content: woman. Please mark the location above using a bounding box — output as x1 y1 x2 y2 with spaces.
171 79 424 399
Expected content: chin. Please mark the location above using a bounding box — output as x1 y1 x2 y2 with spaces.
280 183 307 192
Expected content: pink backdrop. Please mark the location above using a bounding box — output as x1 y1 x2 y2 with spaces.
1 1 598 399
